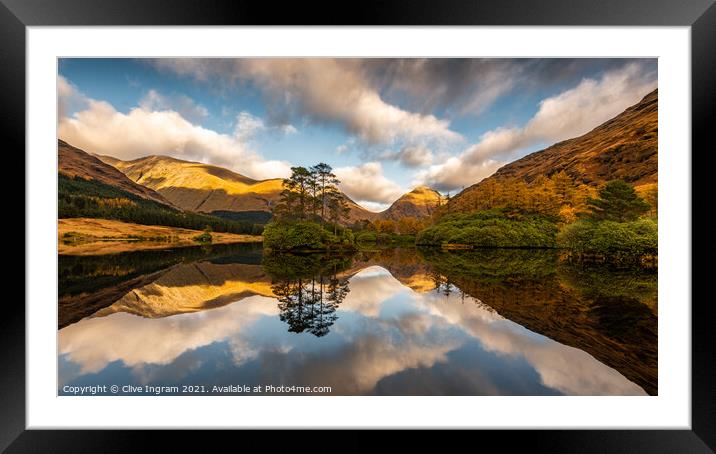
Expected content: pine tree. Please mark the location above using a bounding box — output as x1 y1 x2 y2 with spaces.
280 166 315 220
586 180 650 222
327 192 349 235
311 163 339 222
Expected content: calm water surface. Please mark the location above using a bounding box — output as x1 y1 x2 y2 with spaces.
58 244 657 395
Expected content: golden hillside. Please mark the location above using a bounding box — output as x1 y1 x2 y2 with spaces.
98 154 382 222
381 186 443 220
96 154 284 212
452 89 658 208
59 140 174 208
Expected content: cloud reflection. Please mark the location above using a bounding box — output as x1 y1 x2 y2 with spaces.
59 263 646 395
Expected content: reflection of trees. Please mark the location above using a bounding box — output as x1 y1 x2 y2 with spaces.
263 252 353 337
417 247 658 395
428 270 457 300
419 248 559 284
274 276 345 337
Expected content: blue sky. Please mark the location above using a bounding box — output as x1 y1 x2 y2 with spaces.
58 58 656 211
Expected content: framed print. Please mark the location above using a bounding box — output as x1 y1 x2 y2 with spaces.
5 0 713 450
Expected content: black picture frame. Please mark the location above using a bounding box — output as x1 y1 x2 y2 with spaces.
4 0 712 450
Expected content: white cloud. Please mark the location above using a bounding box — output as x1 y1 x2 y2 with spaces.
58 78 291 180
358 201 391 212
139 89 209 123
152 58 462 146
279 124 298 135
419 157 505 193
421 62 658 190
334 162 405 205
234 111 297 141
58 75 89 119
233 111 265 141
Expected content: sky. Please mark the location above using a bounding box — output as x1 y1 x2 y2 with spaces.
58 58 657 212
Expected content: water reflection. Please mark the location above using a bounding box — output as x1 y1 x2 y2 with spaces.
58 246 656 395
263 254 352 337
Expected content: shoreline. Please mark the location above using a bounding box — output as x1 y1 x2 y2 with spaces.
58 218 262 256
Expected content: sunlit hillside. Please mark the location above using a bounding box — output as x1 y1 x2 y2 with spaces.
59 140 174 208
97 154 285 212
381 186 444 220
450 89 658 215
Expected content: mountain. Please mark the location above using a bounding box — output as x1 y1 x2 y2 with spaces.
380 186 443 220
452 89 658 205
91 261 275 319
58 140 174 208
97 154 386 223
96 154 283 213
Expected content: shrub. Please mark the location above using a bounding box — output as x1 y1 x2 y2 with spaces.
416 209 557 248
263 221 357 251
263 221 326 251
557 218 657 261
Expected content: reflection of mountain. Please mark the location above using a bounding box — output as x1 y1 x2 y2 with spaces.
59 266 172 330
58 243 263 328
350 249 438 293
92 261 274 319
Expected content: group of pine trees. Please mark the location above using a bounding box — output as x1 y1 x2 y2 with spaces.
273 163 350 234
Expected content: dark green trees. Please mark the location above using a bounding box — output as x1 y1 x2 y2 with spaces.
274 163 349 229
266 163 353 250
278 166 314 221
586 180 650 222
557 180 656 263
311 162 340 221
58 173 262 235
